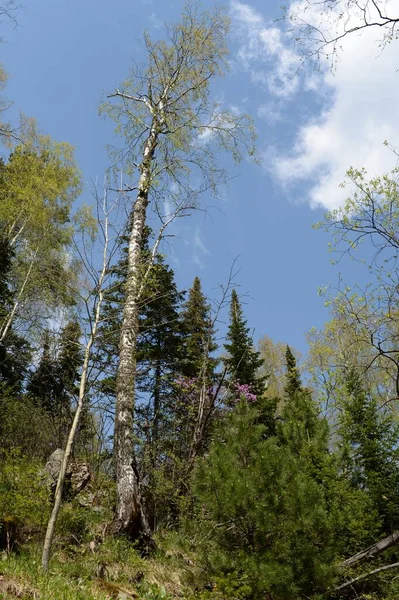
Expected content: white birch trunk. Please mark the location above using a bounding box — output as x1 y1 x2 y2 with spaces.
112 125 158 541
0 250 37 343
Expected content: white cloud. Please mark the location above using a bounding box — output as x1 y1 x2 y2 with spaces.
230 0 300 97
231 1 399 210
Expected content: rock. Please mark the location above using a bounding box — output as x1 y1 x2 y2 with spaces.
77 490 96 507
42 449 72 497
70 462 90 495
42 449 91 498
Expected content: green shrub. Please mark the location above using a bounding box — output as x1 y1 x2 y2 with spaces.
0 394 55 459
57 504 89 545
0 452 50 532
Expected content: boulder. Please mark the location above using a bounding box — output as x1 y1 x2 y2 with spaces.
42 449 90 498
42 448 72 497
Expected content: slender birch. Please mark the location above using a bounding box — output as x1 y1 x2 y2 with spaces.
41 189 118 572
103 2 256 538
0 249 37 342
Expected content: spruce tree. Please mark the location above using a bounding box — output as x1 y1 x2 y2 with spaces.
136 253 184 446
27 331 60 413
194 401 338 599
285 345 302 397
223 289 265 399
280 347 322 455
96 226 183 408
57 320 86 449
27 322 82 447
194 364 378 598
179 276 217 380
135 247 184 527
166 276 218 517
57 320 82 400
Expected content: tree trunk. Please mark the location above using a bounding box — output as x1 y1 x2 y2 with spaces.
112 127 158 544
42 273 105 571
340 530 399 569
335 562 399 592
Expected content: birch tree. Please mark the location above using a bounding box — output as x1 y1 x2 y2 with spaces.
0 133 81 342
314 163 399 409
41 186 120 572
102 1 256 539
0 0 18 142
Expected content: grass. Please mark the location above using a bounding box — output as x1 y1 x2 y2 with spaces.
0 464 211 600
0 530 207 599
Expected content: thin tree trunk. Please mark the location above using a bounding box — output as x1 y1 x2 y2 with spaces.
41 301 102 571
112 126 158 542
340 530 399 569
335 562 399 592
0 251 36 342
41 202 110 572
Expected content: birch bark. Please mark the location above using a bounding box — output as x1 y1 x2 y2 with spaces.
112 126 158 539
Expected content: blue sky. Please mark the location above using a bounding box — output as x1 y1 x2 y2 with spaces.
2 0 396 354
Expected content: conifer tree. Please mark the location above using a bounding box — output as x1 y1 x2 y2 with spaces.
57 320 86 448
95 227 183 478
156 276 218 520
194 362 378 598
95 227 184 528
285 345 302 397
194 401 338 599
223 289 265 398
180 276 217 379
27 331 58 412
0 222 12 321
136 253 184 449
280 346 329 470
96 226 183 431
27 322 83 446
340 367 399 533
57 320 82 400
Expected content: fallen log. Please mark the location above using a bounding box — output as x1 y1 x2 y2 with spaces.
341 530 399 569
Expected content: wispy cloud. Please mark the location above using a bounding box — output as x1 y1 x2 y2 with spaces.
257 101 283 125
192 227 210 269
230 0 300 98
149 12 162 29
